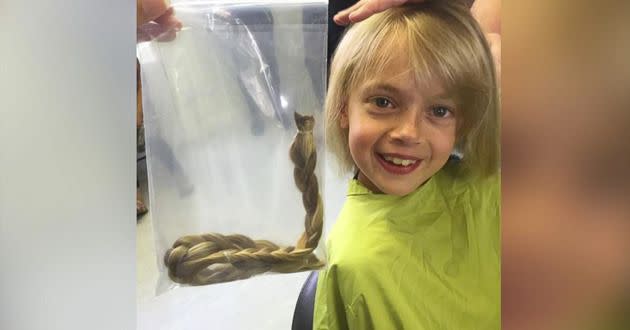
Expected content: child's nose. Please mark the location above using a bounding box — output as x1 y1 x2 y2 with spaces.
390 112 423 144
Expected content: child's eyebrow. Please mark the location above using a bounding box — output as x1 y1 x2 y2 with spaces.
362 82 456 105
361 83 404 96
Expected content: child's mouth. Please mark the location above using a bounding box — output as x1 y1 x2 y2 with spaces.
376 153 421 175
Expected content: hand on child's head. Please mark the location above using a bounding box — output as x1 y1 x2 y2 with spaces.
471 0 501 80
334 0 501 79
485 32 501 81
333 0 426 26
137 0 182 43
471 0 500 34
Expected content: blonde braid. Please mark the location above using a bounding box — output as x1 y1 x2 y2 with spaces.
164 112 324 286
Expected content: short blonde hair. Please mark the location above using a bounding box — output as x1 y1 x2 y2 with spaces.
326 1 499 177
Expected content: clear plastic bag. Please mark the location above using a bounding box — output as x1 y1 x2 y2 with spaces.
137 0 327 294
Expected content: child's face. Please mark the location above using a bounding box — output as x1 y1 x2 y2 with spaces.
341 54 457 196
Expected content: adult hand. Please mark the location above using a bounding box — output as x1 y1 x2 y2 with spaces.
137 0 182 42
335 0 501 79
471 0 500 34
471 0 501 80
484 32 501 81
333 0 425 26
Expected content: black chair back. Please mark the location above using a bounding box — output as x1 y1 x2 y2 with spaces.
291 271 319 330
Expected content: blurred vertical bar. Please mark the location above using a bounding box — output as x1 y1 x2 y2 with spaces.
503 1 630 330
0 1 136 330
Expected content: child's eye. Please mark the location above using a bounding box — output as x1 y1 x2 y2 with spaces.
371 97 395 109
430 105 453 118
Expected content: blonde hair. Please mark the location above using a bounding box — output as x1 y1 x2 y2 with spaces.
326 1 499 177
164 113 324 286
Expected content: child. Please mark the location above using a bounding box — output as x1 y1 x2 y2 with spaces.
314 1 499 329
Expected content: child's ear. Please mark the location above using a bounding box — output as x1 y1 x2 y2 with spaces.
339 105 349 129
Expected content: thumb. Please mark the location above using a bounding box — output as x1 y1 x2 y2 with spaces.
348 0 409 23
137 0 170 26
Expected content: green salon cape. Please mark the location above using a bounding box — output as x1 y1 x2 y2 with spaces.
313 166 500 330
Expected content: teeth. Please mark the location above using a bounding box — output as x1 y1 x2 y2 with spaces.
383 155 417 166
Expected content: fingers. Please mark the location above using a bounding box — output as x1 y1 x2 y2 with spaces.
334 0 366 26
333 0 415 26
349 0 408 23
138 22 167 42
138 0 170 26
137 20 177 43
471 0 501 34
154 7 183 31
137 6 182 43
